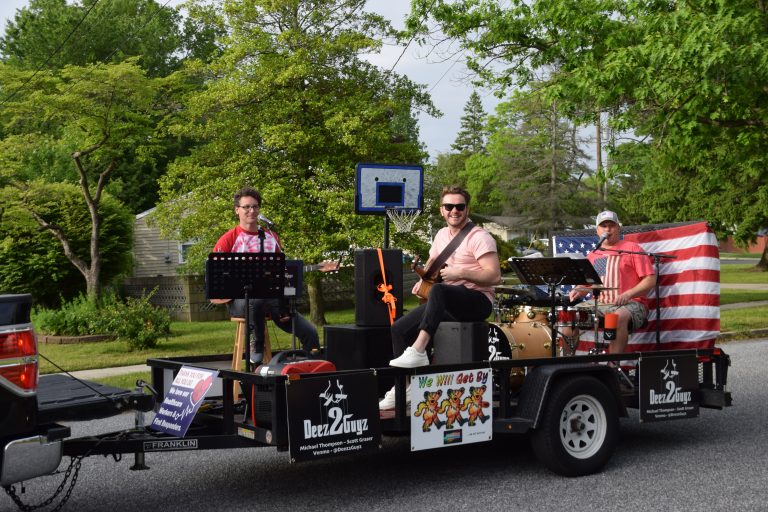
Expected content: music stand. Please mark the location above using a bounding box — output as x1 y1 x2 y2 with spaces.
206 252 286 372
508 257 602 357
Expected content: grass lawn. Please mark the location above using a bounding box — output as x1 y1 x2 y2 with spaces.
720 289 768 305
720 264 768 283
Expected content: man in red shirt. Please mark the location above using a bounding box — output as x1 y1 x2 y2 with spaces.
568 210 656 354
211 187 319 363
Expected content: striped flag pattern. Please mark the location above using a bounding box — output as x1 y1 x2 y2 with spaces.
553 221 720 352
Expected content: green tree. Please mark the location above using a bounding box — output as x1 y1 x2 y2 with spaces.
451 91 488 154
0 60 163 299
0 0 220 77
0 183 133 307
155 0 435 325
408 0 768 269
460 89 595 232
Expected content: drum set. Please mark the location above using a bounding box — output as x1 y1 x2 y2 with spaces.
488 284 617 385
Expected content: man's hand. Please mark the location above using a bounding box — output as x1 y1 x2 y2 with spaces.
210 299 231 305
568 288 587 302
614 292 632 306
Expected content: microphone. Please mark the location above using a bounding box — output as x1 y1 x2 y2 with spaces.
258 214 275 229
594 232 609 251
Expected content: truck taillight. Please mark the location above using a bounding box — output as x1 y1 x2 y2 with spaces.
0 329 39 393
0 330 37 358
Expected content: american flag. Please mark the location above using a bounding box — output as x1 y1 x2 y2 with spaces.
553 221 720 352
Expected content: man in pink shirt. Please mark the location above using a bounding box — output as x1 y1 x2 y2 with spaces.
568 210 656 354
211 187 319 364
380 186 501 410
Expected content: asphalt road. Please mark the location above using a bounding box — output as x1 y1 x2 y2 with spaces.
4 339 767 512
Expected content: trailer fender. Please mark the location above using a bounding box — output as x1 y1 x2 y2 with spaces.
516 364 627 429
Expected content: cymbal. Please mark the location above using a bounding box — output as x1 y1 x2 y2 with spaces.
573 286 618 292
494 285 523 294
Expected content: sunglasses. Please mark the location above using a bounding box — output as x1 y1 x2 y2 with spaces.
442 203 467 212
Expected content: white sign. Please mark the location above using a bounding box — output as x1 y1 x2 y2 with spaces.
410 368 493 451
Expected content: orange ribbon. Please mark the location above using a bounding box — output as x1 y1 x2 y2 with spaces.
376 248 397 325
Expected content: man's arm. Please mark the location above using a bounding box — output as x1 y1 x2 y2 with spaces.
439 252 501 286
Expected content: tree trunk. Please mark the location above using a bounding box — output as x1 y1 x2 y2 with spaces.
756 243 768 271
307 276 328 326
596 115 605 207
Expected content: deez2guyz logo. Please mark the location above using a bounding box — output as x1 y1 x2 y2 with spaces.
303 379 369 439
649 359 692 406
639 355 699 422
286 371 381 462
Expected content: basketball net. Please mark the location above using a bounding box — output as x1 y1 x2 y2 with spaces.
386 208 421 233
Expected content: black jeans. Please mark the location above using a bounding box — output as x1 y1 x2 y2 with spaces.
391 283 493 358
229 299 320 353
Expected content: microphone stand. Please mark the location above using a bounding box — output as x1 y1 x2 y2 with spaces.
598 247 677 349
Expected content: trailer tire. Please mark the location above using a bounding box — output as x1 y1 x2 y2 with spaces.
531 375 618 476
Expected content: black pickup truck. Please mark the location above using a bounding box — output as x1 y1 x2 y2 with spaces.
1 292 732 509
0 294 151 490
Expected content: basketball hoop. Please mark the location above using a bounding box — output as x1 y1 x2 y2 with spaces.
386 208 421 233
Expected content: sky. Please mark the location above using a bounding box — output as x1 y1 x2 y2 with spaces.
0 0 502 161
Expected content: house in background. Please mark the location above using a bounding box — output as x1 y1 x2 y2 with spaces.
719 230 767 254
124 208 226 321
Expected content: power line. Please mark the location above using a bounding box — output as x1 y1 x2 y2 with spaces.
0 0 102 106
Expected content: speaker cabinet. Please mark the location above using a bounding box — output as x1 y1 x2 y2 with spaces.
432 322 489 365
324 324 393 370
354 249 403 326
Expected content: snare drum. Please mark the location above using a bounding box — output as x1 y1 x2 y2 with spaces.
510 306 549 324
555 306 593 329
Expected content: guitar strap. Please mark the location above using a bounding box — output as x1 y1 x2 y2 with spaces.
423 222 475 280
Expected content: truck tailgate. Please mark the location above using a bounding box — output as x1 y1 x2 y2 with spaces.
37 374 136 423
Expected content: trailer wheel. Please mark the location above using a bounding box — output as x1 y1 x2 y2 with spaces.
531 375 618 476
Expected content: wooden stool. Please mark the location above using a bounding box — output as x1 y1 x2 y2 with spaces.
231 317 273 396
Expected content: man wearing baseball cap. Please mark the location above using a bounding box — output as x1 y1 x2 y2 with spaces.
568 211 656 353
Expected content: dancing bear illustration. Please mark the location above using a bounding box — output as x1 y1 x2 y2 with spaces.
414 390 444 431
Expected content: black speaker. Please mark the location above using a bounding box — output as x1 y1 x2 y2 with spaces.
432 322 490 365
354 249 403 326
324 324 394 370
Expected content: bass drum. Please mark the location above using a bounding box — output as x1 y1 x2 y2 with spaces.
488 322 553 390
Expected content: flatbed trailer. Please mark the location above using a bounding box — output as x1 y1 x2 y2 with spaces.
2 345 731 510
47 346 730 475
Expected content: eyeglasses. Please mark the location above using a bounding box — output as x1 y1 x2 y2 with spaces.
237 204 260 211
442 203 467 212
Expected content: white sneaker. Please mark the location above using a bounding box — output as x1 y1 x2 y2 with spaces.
389 346 429 368
378 383 411 410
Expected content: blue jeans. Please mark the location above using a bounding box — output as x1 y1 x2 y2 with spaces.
229 299 320 353
391 283 492 358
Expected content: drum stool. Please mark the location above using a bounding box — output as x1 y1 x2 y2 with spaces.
432 322 489 365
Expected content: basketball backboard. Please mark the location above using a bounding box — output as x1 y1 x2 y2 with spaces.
354 163 423 215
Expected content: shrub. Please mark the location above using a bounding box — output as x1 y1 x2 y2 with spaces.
98 293 171 350
33 292 170 350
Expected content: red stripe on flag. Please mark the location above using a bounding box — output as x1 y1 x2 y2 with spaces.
627 221 711 243
659 269 719 286
645 317 721 332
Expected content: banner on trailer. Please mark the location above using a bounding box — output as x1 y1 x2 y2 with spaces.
639 354 699 422
151 366 218 437
410 368 493 451
287 372 381 462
